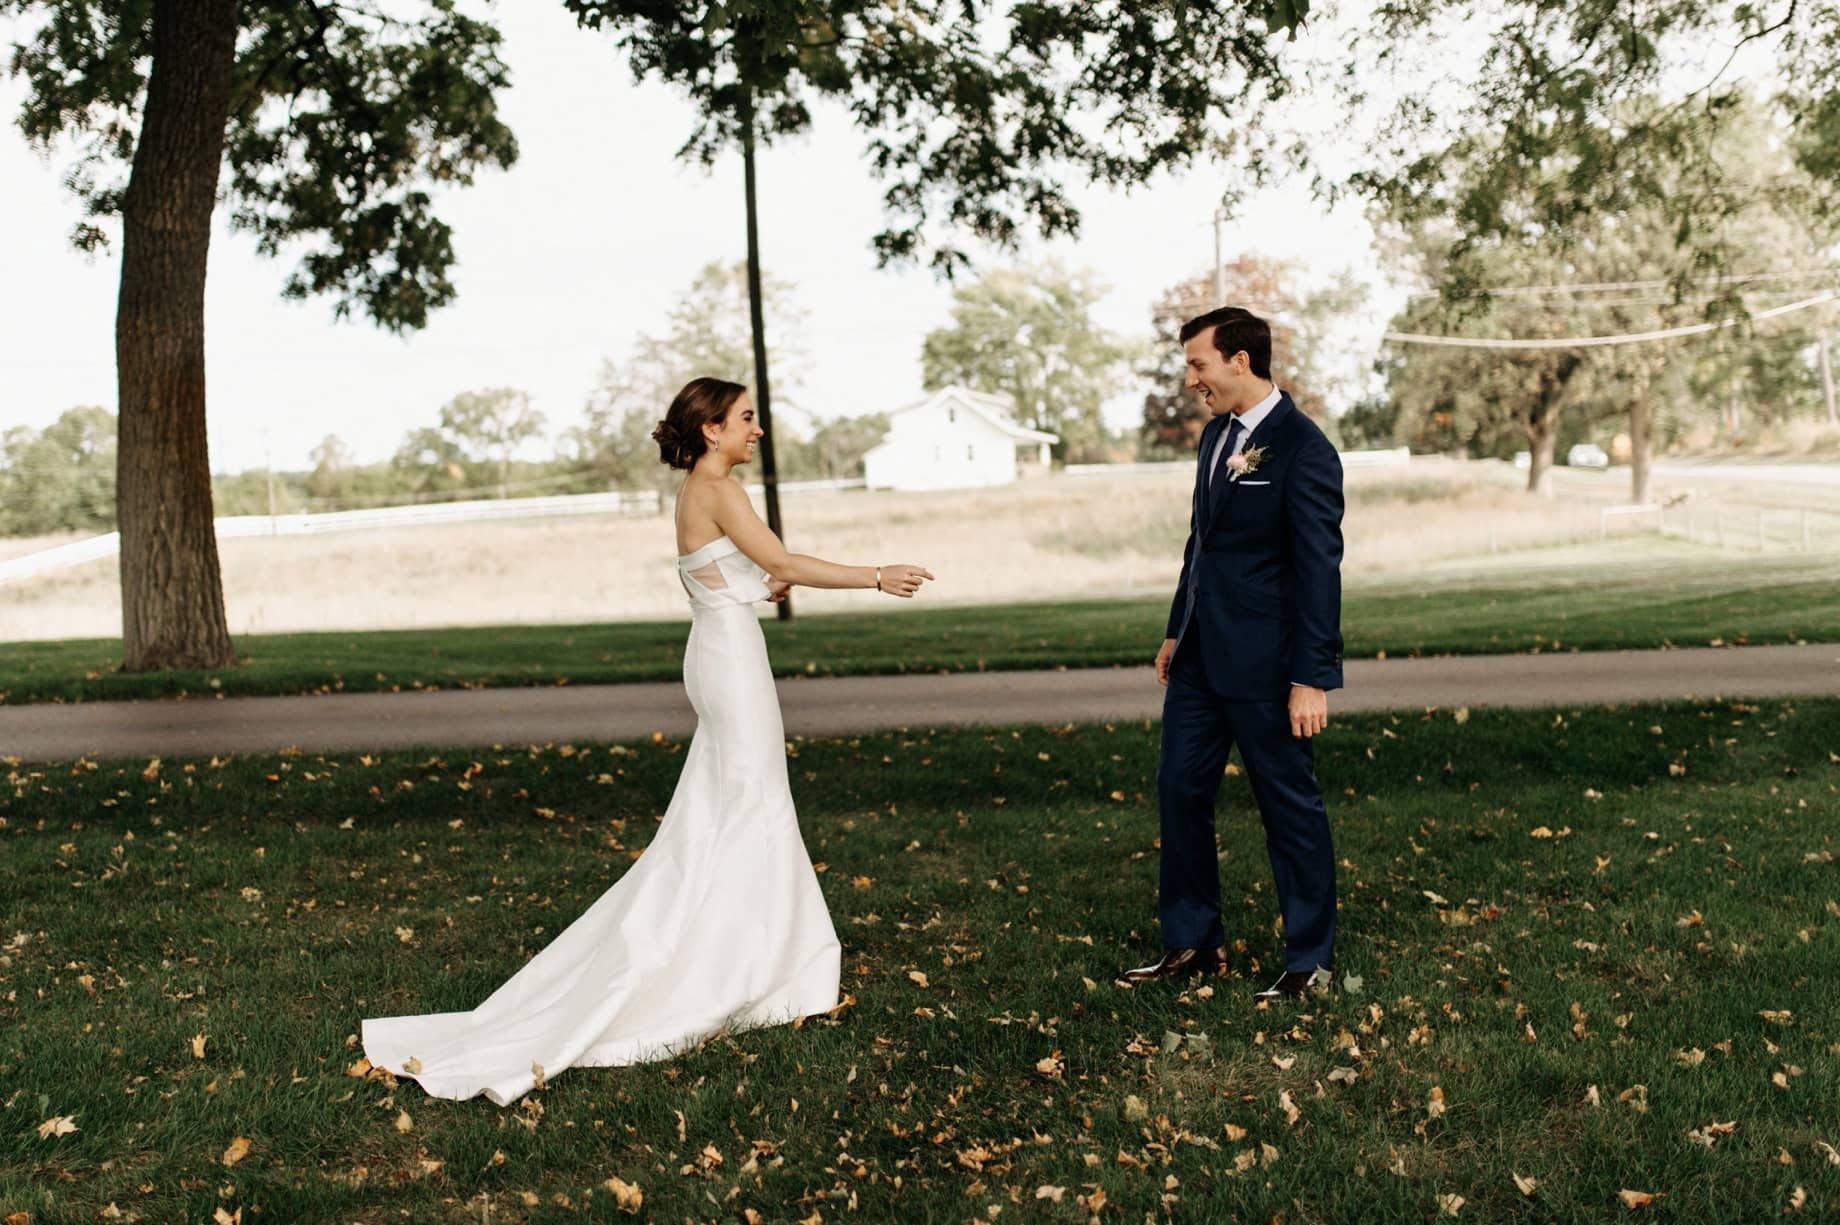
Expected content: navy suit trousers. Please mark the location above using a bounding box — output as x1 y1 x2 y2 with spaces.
1157 635 1337 971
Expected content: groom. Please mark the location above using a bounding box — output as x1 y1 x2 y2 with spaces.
1124 306 1345 1001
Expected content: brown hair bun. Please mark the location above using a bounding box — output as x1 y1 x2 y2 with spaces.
654 377 747 470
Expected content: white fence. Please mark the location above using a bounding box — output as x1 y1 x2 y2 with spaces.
216 489 663 539
1659 502 1840 552
0 489 662 587
0 479 875 587
0 532 125 585
1065 446 1412 478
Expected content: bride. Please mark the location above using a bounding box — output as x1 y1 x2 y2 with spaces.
362 377 934 1104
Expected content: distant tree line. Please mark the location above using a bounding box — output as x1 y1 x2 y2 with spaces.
1339 94 1840 500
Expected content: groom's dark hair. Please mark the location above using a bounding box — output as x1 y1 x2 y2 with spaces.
1179 307 1272 379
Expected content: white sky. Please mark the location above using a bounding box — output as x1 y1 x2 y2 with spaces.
1 4 1398 474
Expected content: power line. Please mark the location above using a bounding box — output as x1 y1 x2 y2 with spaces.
1382 290 1835 351
1454 269 1840 298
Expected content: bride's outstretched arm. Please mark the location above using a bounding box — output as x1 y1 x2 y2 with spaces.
709 480 933 596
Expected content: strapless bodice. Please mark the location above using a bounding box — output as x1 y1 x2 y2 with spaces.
677 535 771 609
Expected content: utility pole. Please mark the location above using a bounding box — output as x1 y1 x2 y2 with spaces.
261 428 278 528
740 83 792 622
1212 204 1228 308
1819 327 1837 428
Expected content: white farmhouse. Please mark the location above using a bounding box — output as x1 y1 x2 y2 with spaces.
861 386 1059 492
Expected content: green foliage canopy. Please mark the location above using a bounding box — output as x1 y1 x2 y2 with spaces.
564 0 1308 276
5 0 519 330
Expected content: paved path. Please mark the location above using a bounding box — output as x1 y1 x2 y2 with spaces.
3 643 1835 763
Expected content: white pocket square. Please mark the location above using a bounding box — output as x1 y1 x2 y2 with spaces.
1237 479 1272 486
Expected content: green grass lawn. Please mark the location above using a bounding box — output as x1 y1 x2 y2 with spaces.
4 545 1839 706
4 699 1838 1221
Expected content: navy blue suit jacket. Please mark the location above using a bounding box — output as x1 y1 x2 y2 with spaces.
1165 392 1345 699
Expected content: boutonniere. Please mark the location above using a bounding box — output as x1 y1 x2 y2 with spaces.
1226 444 1269 481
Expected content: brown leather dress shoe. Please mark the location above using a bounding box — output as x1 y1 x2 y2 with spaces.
1122 947 1227 984
1253 966 1332 1001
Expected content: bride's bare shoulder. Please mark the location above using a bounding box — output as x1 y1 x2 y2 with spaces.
689 473 751 513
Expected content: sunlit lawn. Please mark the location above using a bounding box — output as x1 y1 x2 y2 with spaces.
3 699 1838 1221
3 545 1838 706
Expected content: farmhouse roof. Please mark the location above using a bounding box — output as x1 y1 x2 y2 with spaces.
889 386 1059 443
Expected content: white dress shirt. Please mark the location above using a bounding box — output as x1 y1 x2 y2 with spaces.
1207 383 1282 481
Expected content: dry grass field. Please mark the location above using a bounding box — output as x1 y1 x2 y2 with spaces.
3 458 1836 641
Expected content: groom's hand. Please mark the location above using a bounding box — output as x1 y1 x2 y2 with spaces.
1289 685 1328 738
1155 638 1177 687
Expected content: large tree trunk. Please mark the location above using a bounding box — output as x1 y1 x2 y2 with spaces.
740 88 792 622
115 0 240 672
1525 415 1558 496
1629 355 1651 505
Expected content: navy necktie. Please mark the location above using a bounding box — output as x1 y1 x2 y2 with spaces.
1212 416 1246 487
1206 417 1245 518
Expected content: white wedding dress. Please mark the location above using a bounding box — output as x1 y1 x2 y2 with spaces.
362 536 841 1104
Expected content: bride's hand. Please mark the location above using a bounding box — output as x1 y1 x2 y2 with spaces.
765 578 792 602
879 564 935 598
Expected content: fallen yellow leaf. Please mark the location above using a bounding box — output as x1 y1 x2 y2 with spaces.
36 1114 78 1140
1617 1189 1656 1209
1512 1172 1537 1196
222 1136 250 1167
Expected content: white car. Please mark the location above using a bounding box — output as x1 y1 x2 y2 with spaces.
1567 443 1610 469
1512 450 1531 469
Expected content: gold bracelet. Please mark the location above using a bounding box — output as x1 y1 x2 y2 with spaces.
875 566 883 591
